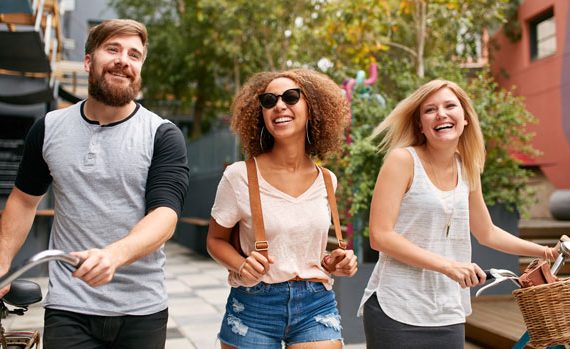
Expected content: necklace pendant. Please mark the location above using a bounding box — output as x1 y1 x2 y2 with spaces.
445 224 451 238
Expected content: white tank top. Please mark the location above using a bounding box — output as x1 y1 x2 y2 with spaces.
358 147 472 326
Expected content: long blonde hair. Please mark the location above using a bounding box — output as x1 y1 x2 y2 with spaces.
370 79 485 188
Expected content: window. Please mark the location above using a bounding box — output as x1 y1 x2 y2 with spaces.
530 9 556 60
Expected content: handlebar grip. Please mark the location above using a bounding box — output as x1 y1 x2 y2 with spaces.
483 270 494 281
59 257 83 273
552 238 570 275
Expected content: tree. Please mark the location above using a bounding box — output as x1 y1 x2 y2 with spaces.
307 0 511 78
309 0 538 259
109 0 317 139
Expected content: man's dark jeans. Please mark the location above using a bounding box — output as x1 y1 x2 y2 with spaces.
43 308 168 349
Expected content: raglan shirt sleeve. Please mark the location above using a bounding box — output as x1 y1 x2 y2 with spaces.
210 166 241 229
15 117 52 196
145 123 190 217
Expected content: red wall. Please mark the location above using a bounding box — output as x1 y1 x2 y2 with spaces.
491 0 570 188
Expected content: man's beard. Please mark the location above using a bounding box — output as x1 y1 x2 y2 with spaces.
88 64 142 107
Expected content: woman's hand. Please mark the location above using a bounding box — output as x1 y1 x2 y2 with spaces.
442 261 486 288
322 249 358 277
238 251 275 284
548 235 570 261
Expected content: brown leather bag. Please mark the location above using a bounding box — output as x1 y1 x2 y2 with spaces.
518 258 558 288
229 159 266 257
229 159 346 258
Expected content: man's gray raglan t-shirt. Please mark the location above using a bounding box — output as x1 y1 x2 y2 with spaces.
15 101 189 316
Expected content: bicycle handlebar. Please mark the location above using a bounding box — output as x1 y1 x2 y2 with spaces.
0 250 82 289
550 240 570 275
476 238 570 297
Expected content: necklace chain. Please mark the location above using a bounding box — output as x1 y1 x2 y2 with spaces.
425 151 457 238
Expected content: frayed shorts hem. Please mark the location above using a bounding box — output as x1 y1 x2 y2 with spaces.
218 281 343 348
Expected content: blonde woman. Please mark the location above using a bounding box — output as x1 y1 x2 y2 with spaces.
358 79 557 348
207 69 358 349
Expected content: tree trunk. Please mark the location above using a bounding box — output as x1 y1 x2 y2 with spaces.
176 0 185 16
264 44 276 71
280 39 290 70
414 0 427 78
234 56 241 95
192 78 206 139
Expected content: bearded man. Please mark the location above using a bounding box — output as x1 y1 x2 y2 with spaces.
0 19 189 349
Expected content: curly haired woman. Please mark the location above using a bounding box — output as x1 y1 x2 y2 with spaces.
207 69 358 349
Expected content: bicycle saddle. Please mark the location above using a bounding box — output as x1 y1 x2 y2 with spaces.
2 279 42 307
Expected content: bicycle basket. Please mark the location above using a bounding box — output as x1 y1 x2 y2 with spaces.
513 278 570 347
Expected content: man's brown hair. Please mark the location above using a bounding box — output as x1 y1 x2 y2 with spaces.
85 19 148 57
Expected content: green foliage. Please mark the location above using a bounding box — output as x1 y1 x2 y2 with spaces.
327 63 537 241
109 0 318 139
468 72 538 212
317 1 537 248
328 93 389 220
503 0 523 42
307 0 512 76
109 0 232 138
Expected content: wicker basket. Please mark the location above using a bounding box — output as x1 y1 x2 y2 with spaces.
513 278 570 347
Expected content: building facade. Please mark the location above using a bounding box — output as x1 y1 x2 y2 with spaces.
491 0 570 190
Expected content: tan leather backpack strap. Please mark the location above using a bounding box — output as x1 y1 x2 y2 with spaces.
245 158 269 258
320 167 347 250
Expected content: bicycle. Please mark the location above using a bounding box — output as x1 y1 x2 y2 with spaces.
477 237 570 349
0 250 81 349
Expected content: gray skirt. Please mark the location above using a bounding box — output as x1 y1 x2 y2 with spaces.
362 294 464 349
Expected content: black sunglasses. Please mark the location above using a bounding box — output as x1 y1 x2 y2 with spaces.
258 88 302 109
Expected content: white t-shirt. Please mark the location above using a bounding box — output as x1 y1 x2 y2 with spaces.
211 159 337 289
358 147 472 326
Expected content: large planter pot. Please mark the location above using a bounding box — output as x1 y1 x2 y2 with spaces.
333 262 375 344
172 222 209 257
471 204 520 296
351 210 378 263
550 189 570 220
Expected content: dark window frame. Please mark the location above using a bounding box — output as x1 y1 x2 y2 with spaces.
529 8 556 61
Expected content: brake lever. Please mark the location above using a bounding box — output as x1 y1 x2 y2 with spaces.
475 268 520 297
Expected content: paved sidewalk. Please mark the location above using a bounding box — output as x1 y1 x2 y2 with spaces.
3 241 365 348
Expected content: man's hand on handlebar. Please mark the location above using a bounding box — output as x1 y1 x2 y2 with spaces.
71 249 118 288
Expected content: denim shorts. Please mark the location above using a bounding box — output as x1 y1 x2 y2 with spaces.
218 281 343 348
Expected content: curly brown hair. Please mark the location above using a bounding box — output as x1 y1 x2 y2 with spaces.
231 69 350 159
